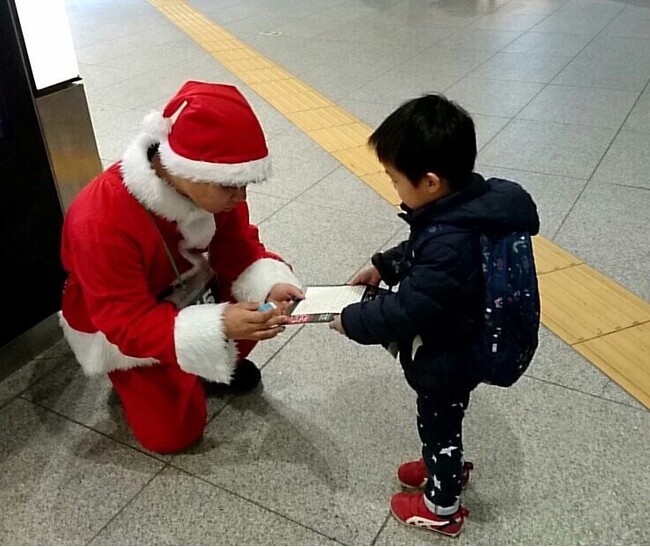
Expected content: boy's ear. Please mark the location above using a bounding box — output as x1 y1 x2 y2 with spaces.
421 172 443 194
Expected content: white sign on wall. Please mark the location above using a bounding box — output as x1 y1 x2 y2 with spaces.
14 0 79 91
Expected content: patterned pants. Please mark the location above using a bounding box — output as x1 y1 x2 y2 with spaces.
417 387 472 514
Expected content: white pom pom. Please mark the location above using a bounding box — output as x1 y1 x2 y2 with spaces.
141 111 171 140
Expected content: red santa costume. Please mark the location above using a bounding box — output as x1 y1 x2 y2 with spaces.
59 81 301 453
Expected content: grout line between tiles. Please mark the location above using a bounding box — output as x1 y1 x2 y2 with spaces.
12 399 195 540
522 373 648 412
22 394 172 462
0 359 69 413
258 326 306 374
370 512 392 546
291 195 402 222
86 464 170 545
164 463 346 545
476 161 590 183
464 75 650 93
606 181 650 192
483 5 632 134
268 162 340 199
597 377 645 412
585 76 650 182
196 323 306 432
551 75 650 239
549 177 591 241
344 224 408 285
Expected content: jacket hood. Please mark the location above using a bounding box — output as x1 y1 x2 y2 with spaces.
401 173 540 236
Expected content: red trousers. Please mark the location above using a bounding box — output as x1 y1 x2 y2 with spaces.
109 340 256 454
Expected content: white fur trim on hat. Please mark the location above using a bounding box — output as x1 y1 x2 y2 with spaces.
174 302 238 383
159 140 272 186
141 110 172 141
60 313 159 376
231 258 302 303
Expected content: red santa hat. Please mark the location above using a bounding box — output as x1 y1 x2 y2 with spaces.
141 81 271 186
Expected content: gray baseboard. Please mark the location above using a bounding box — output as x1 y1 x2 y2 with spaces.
0 313 63 382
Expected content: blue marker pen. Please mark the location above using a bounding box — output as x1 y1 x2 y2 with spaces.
257 302 277 312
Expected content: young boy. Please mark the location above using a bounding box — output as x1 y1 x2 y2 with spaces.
330 94 539 536
60 81 303 454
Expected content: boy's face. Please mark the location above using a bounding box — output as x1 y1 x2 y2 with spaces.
172 174 248 214
384 164 447 210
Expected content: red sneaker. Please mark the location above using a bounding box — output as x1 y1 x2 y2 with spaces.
397 458 474 489
390 492 469 537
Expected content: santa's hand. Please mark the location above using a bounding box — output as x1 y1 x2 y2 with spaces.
329 315 346 336
223 302 287 341
267 283 304 313
350 266 381 287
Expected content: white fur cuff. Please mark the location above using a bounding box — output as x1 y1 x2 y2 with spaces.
60 313 159 376
174 303 238 383
159 140 271 186
231 258 302 303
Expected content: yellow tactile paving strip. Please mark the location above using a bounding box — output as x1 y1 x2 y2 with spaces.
532 236 583 275
148 0 650 409
539 265 650 345
575 323 650 408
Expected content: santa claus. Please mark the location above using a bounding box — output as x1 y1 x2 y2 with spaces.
59 81 303 453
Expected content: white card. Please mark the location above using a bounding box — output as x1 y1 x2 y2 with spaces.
291 285 366 315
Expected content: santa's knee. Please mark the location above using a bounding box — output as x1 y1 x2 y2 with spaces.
133 410 207 454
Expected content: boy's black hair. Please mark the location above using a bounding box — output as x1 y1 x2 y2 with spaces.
368 94 476 191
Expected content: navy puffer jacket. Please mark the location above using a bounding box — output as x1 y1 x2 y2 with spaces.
341 173 540 392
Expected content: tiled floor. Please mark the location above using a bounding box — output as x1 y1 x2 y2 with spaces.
1 0 649 544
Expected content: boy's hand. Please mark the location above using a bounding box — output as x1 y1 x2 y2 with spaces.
350 266 381 286
267 283 304 313
223 302 287 341
329 315 346 336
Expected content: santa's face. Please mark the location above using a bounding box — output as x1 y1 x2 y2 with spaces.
173 177 247 214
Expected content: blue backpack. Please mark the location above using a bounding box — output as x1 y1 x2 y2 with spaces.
471 231 540 387
416 226 540 386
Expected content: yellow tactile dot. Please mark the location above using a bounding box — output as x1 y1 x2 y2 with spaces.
221 57 277 72
208 48 253 61
203 39 247 52
332 147 383 177
198 35 236 44
201 26 233 36
177 18 208 27
249 79 316 98
236 67 294 85
202 43 247 55
195 31 236 43
285 107 359 131
261 90 331 112
307 124 372 152
539 264 650 344
574 322 650 409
